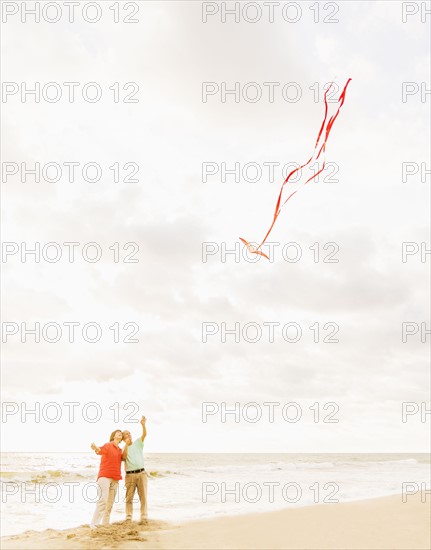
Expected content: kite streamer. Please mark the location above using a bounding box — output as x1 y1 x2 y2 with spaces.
240 78 352 260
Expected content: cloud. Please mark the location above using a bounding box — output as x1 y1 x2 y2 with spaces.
1 1 429 451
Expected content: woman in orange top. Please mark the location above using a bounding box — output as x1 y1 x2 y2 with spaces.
90 429 123 528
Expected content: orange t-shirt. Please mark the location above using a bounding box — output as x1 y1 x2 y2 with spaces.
97 442 122 480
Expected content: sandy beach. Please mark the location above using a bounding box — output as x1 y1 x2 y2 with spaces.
2 493 429 550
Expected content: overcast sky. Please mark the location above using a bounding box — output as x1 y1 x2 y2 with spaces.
1 1 430 452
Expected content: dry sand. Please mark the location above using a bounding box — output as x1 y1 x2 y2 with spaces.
2 493 429 550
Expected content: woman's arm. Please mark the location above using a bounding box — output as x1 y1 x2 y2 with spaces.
91 442 102 454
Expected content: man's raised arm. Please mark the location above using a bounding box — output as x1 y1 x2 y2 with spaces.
141 416 147 442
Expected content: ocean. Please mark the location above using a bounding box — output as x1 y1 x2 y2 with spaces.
1 453 430 536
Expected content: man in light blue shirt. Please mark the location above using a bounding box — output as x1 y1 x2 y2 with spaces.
122 416 147 522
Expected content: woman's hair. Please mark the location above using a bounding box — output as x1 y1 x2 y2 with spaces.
109 429 122 441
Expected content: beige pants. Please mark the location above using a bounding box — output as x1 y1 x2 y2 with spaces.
125 471 148 521
91 477 118 526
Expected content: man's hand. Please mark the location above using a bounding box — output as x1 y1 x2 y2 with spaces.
140 416 146 426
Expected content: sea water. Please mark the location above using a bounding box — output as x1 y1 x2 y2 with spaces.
1 453 429 536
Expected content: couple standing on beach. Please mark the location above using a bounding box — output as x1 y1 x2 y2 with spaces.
89 415 147 528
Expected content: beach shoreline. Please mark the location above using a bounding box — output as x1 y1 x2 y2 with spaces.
1 493 429 550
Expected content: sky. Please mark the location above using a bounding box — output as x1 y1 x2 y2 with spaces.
1 0 430 452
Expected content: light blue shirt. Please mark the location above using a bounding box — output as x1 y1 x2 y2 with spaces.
125 439 144 471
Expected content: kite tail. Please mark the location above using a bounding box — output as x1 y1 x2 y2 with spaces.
241 78 352 257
